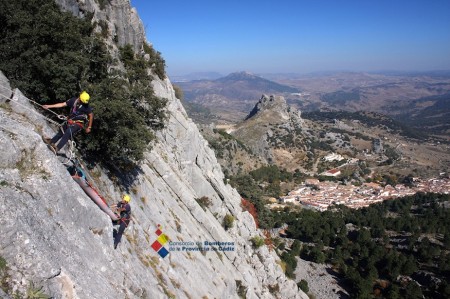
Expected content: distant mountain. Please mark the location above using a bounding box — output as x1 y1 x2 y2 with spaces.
179 71 450 140
177 71 300 122
213 71 299 93
170 71 223 82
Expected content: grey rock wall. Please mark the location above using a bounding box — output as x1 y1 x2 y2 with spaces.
56 0 146 54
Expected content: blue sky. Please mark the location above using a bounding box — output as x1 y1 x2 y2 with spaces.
130 0 450 76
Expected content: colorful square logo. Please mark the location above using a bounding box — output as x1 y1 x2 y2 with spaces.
151 224 170 258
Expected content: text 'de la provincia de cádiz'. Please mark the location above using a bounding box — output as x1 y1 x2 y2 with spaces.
168 241 235 252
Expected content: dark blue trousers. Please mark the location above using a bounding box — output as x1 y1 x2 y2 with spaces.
113 222 127 248
51 123 82 151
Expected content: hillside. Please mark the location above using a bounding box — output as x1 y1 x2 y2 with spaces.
0 67 305 299
0 1 306 298
395 93 450 137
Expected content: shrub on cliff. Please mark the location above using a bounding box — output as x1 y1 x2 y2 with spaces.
223 214 235 230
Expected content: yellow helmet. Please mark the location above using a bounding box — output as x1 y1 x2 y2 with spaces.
79 91 90 104
122 194 131 203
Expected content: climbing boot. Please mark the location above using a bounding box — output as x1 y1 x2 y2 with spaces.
49 143 58 154
42 136 52 145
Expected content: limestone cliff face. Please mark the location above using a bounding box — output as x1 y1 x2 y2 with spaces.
0 1 307 298
56 0 146 54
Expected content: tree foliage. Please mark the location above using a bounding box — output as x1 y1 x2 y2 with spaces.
228 174 274 229
0 0 96 100
143 42 166 80
80 77 154 166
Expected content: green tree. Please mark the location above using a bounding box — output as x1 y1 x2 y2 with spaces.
297 279 309 293
80 77 154 167
403 281 423 299
385 284 400 299
281 251 297 278
291 240 302 256
0 0 95 100
228 174 274 229
439 282 450 299
143 42 166 80
400 255 418 276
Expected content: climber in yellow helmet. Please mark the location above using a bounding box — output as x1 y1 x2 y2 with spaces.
42 91 94 154
111 194 132 249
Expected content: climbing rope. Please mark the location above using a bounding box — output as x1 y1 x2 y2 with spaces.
0 83 65 119
0 83 66 126
62 125 77 165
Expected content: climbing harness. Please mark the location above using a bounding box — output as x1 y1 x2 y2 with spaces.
112 210 131 228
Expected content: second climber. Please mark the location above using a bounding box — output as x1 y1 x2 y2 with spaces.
112 194 132 249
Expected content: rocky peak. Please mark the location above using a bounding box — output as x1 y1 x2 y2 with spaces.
232 95 304 168
245 94 294 121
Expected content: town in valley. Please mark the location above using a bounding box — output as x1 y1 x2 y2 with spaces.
276 176 450 211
